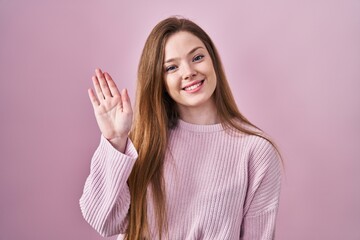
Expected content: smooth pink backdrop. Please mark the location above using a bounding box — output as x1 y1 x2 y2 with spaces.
0 0 359 239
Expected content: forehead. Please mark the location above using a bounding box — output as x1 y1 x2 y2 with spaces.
164 31 206 58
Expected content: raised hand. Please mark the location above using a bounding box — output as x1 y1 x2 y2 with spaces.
88 68 133 152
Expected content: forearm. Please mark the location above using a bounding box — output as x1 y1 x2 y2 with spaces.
80 135 138 236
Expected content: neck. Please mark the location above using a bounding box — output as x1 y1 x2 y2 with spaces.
177 100 220 125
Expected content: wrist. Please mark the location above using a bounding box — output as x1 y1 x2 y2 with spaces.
107 135 128 153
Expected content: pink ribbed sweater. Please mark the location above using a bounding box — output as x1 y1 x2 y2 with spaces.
80 120 281 240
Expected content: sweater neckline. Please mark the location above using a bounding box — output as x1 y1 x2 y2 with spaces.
177 119 224 133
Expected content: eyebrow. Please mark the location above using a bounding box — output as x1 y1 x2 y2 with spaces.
164 46 204 64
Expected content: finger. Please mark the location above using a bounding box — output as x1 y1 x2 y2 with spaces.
88 88 100 107
104 72 120 97
121 89 132 113
95 68 112 97
92 75 105 101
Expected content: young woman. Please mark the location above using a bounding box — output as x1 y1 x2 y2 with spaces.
80 16 282 240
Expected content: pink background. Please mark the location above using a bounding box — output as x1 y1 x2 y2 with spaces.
0 0 359 239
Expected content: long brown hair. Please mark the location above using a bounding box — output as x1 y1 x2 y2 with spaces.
127 16 281 239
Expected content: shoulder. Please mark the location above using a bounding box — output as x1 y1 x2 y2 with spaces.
223 125 281 168
225 120 278 158
247 135 277 157
244 134 281 176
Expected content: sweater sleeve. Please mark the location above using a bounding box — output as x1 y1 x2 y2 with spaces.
79 135 138 237
240 137 282 240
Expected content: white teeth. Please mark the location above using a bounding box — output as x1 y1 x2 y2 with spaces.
184 81 202 91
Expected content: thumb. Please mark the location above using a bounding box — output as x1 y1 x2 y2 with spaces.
121 89 132 113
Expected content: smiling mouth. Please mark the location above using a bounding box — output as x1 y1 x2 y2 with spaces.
182 80 205 91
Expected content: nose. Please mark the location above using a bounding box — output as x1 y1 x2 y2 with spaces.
182 63 197 80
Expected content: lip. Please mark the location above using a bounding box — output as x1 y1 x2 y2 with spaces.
182 79 205 90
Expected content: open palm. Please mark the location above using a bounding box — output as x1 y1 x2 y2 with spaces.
88 69 133 145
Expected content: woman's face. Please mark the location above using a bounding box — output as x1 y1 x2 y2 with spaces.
163 31 217 113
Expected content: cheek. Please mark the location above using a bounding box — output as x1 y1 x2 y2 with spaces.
199 61 215 76
165 75 180 92
164 74 172 90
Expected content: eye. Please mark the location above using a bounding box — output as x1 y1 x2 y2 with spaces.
193 54 204 62
165 65 177 72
